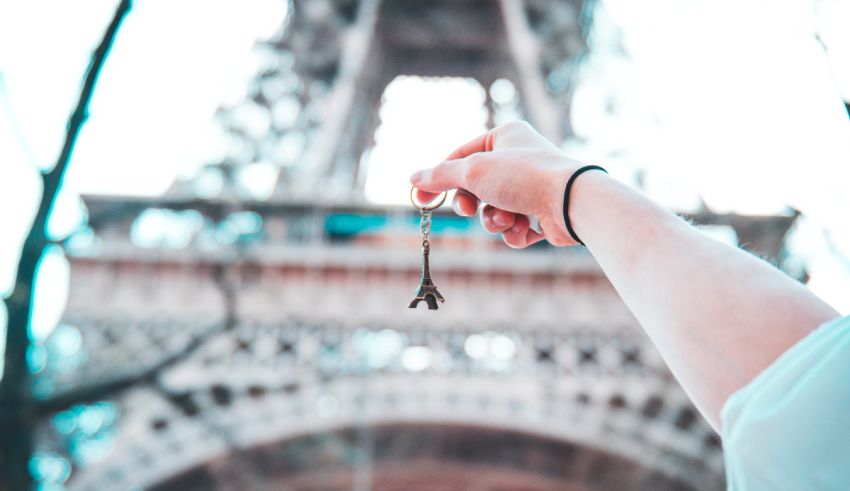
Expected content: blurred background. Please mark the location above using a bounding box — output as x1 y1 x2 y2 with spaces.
1 0 849 489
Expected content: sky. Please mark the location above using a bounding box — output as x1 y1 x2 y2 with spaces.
1 0 850 350
0 0 288 364
570 0 850 311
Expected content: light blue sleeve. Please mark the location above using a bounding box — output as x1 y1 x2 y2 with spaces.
721 314 850 490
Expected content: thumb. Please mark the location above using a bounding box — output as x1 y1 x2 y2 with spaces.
410 159 467 193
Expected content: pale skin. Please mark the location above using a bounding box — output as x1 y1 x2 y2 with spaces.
410 120 840 432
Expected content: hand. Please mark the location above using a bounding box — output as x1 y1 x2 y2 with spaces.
410 121 585 248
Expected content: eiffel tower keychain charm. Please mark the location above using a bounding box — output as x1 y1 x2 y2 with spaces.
409 187 447 310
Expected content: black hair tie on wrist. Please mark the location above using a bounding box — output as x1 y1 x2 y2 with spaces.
562 165 608 246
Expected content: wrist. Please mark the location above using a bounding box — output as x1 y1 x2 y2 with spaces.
545 164 611 247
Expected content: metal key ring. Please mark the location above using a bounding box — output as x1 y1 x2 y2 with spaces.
410 187 447 210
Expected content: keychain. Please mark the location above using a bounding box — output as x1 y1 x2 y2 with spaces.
409 187 447 310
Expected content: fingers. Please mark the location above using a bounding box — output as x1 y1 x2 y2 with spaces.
452 189 479 216
410 159 466 193
454 193 546 249
414 188 442 205
501 214 546 249
480 205 516 233
417 188 480 217
445 130 496 160
410 127 496 192
411 120 550 193
443 121 541 160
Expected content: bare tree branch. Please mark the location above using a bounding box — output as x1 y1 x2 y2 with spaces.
37 260 240 412
0 2 132 489
2 0 132 403
37 321 225 413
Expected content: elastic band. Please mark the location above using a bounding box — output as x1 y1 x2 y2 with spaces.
562 165 608 246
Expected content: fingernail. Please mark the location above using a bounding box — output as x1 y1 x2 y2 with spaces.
493 214 506 227
410 170 425 184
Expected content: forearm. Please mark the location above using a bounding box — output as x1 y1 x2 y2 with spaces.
411 122 840 430
567 170 840 430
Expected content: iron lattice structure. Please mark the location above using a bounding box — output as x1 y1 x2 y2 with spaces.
30 1 802 489
183 0 591 200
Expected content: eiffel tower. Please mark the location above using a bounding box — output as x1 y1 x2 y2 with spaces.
408 239 446 310
33 1 804 490
183 0 591 201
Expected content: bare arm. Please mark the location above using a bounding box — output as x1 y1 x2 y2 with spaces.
567 170 839 430
411 121 839 431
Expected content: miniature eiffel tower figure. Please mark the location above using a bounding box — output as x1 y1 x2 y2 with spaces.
408 204 446 310
409 231 445 310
